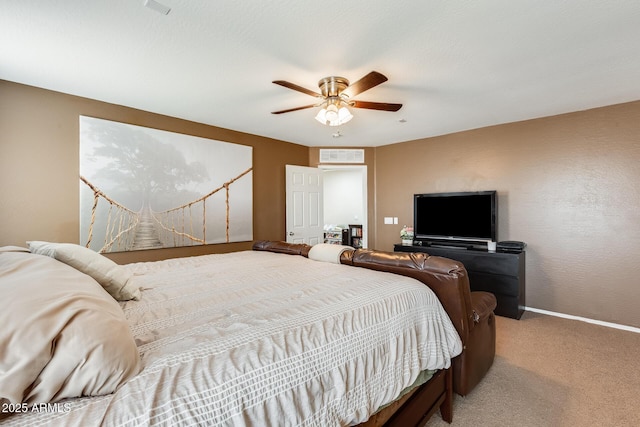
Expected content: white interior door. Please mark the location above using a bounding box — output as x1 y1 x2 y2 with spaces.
285 165 324 245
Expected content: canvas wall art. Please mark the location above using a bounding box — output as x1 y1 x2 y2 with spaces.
79 116 253 253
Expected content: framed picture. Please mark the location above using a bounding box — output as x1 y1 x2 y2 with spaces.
79 116 253 253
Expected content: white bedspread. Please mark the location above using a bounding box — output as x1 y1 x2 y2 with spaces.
2 251 462 427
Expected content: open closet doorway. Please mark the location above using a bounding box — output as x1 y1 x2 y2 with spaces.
319 165 367 248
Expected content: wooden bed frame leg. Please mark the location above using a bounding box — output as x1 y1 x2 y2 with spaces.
440 368 453 423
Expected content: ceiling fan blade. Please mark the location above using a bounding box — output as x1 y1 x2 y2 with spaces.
350 100 402 112
273 80 322 97
341 71 388 98
271 104 317 114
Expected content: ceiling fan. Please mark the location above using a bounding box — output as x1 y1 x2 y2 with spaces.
271 71 402 126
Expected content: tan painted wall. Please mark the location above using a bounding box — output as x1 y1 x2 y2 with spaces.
374 101 640 328
0 80 309 263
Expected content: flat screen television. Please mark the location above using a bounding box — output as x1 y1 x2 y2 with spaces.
413 191 497 244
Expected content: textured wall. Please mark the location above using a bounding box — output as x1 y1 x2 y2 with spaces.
374 101 640 328
0 80 308 263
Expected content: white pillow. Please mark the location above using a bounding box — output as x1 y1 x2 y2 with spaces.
28 241 140 301
308 243 354 264
0 251 140 404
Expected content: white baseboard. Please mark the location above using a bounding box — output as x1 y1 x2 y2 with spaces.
525 306 640 334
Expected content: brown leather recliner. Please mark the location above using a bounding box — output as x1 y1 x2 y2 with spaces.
252 241 497 396
336 249 497 396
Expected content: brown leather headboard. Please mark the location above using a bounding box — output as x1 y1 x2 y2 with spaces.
251 241 474 341
252 240 312 257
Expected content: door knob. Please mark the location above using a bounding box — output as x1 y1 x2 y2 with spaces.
288 232 294 236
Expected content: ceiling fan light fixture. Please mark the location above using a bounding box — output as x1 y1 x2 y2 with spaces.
325 103 339 122
314 108 327 124
274 72 400 125
315 100 353 126
337 106 353 124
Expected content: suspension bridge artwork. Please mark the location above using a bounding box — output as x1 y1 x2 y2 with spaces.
79 116 253 253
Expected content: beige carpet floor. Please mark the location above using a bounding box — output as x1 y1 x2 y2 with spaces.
427 311 640 427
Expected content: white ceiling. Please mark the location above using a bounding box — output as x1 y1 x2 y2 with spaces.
2 0 640 147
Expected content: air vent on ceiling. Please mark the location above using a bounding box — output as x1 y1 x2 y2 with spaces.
319 149 365 164
144 0 171 15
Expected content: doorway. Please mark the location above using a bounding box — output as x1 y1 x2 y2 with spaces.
319 165 367 248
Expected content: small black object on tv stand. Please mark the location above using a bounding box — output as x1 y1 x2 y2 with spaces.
429 243 474 250
394 243 525 319
412 240 476 250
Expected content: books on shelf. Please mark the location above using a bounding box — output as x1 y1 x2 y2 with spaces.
323 224 363 248
323 225 343 245
348 224 363 248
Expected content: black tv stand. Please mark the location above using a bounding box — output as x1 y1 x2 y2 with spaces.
395 243 525 319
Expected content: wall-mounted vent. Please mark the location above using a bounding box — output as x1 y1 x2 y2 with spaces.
319 149 365 164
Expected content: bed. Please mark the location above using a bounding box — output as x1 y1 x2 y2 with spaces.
0 240 495 426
